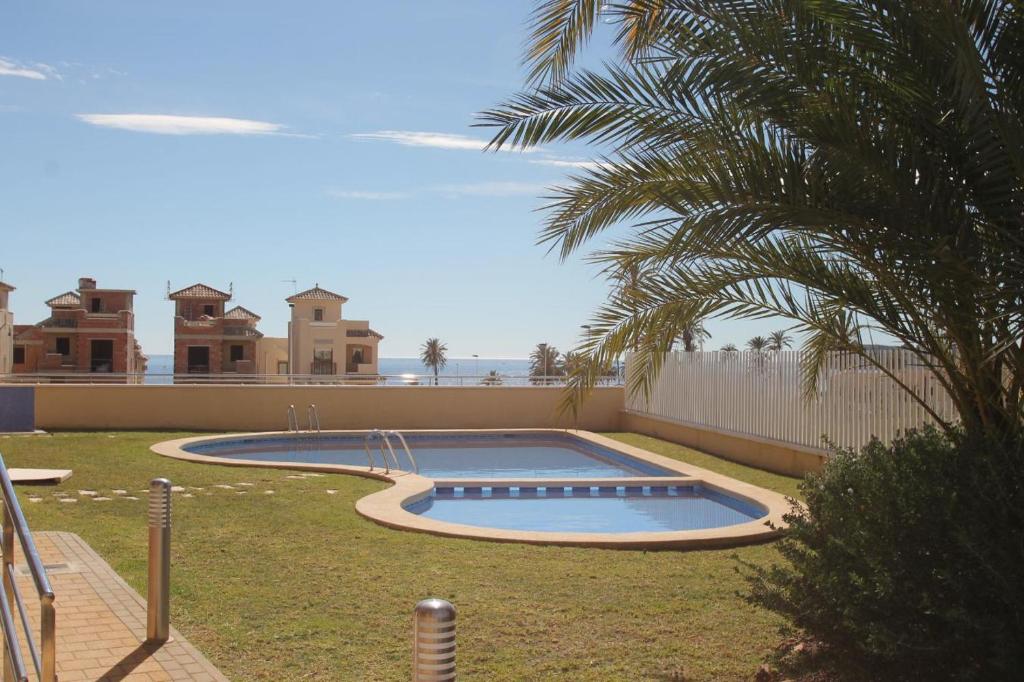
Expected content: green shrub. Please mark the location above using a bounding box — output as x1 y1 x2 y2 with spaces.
743 427 1024 680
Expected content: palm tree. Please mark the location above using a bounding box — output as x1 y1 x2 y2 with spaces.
419 338 447 386
720 344 738 353
677 322 710 352
482 1 1024 442
747 336 770 353
768 330 793 353
530 343 562 385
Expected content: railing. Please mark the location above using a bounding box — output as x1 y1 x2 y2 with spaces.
310 361 336 376
90 359 113 373
362 430 418 474
625 349 959 452
307 404 321 433
0 453 56 682
37 318 77 329
0 371 625 387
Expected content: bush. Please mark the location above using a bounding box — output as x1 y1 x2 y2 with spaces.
743 427 1024 680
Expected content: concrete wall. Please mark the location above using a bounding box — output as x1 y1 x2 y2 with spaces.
622 411 826 477
33 384 624 432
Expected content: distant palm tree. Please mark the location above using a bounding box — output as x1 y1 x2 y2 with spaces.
747 336 770 353
768 330 793 353
530 343 562 385
720 343 738 353
677 322 710 352
420 338 448 386
480 370 503 386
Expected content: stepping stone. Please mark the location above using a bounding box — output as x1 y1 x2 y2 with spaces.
190 487 205 491
236 491 247 495
27 497 42 503
263 490 275 495
182 493 194 498
213 484 235 490
78 490 97 497
111 489 127 495
9 468 72 484
58 498 77 504
304 473 325 477
171 486 186 493
122 496 139 501
326 490 338 495
92 497 112 501
285 475 304 480
237 482 254 487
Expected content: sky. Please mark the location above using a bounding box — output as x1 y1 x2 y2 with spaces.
1 1 778 358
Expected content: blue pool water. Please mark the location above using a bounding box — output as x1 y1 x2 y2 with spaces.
406 485 764 532
184 433 673 479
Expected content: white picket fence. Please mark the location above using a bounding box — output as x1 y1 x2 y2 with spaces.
624 349 959 452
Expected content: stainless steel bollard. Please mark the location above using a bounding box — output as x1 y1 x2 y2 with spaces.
413 598 456 681
146 478 172 643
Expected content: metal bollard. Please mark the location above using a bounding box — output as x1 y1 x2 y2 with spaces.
146 478 172 643
413 598 456 681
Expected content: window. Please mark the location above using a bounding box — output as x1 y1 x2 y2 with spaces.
230 344 244 362
313 308 324 321
56 337 71 356
91 298 101 313
203 304 215 317
13 346 24 364
277 361 289 374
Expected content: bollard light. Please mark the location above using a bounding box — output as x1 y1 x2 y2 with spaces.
146 477 171 643
413 598 456 681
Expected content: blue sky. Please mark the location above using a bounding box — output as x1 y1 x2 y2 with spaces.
1 1 775 357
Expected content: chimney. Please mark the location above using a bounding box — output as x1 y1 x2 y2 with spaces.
78 277 97 290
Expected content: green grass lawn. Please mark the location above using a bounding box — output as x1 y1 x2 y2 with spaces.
1 431 803 681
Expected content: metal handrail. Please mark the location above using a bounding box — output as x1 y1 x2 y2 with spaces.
385 431 418 474
0 453 56 682
287 405 298 432
307 404 321 433
362 430 389 473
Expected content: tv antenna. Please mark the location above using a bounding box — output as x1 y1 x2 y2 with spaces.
281 278 297 294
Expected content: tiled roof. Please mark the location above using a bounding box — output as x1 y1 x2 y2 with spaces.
346 328 384 340
168 283 232 300
0 281 14 291
45 291 82 307
286 285 348 303
224 306 261 321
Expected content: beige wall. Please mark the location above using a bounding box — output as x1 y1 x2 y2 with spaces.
289 300 380 375
622 411 825 477
0 308 12 375
33 385 624 432
256 337 289 375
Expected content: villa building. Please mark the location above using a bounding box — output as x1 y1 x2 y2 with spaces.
169 283 267 375
11 277 146 381
0 281 14 375
287 285 382 377
169 282 381 379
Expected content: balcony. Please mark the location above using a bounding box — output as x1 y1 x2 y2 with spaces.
39 317 78 329
310 360 336 375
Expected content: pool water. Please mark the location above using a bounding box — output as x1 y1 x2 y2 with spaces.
184 433 672 479
406 485 763 533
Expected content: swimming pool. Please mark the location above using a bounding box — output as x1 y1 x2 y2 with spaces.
154 429 790 549
182 432 673 479
406 485 763 533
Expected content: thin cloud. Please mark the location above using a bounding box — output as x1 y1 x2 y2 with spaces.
0 57 57 81
326 189 410 200
75 113 294 136
350 130 538 153
528 156 609 171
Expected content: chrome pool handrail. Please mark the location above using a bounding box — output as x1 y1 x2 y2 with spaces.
307 404 321 433
286 405 298 432
363 430 390 473
385 430 418 474
0 452 57 682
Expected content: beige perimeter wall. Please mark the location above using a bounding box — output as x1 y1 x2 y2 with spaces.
622 411 826 477
33 385 623 432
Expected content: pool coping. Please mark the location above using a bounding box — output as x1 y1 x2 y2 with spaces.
150 429 793 550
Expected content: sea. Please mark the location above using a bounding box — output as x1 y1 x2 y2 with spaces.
144 355 535 385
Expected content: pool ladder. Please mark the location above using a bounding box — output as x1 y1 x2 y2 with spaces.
287 404 321 433
363 430 418 474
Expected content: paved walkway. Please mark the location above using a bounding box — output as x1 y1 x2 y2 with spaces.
10 531 227 681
